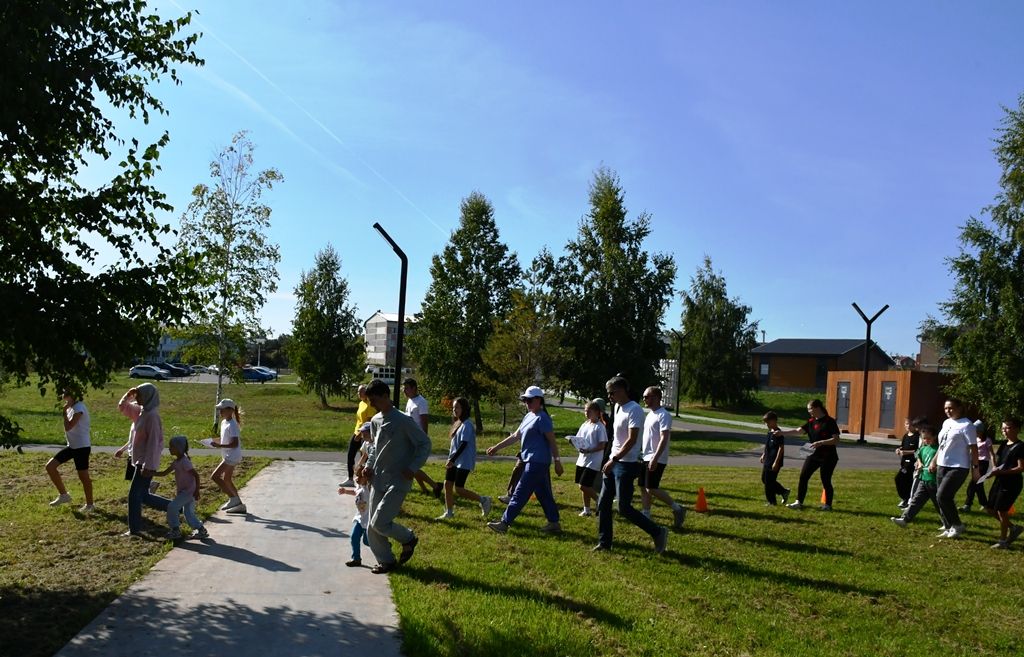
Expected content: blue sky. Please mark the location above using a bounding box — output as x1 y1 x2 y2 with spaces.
105 1 1024 357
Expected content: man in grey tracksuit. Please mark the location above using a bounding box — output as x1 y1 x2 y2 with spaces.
362 378 432 574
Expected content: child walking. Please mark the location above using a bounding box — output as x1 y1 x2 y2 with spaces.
45 388 94 512
154 435 208 540
760 412 789 505
436 397 492 519
984 417 1024 549
339 471 371 566
210 398 246 514
890 423 941 527
573 400 608 517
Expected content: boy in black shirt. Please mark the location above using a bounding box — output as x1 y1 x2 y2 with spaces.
894 417 923 508
760 412 789 505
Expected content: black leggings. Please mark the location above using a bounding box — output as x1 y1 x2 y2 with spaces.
895 464 915 502
345 434 362 479
797 457 838 506
964 460 989 507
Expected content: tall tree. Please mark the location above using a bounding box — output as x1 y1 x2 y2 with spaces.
678 256 759 407
476 289 564 427
533 167 676 401
0 1 202 445
173 131 282 416
289 245 365 408
409 191 521 430
926 93 1024 420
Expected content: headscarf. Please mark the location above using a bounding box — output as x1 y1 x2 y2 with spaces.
135 383 160 412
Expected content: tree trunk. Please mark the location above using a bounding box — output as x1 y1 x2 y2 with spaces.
473 398 484 434
319 390 329 409
501 403 507 428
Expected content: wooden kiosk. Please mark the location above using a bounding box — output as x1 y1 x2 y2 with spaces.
826 370 952 439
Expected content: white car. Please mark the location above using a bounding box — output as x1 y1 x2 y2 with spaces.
129 365 170 380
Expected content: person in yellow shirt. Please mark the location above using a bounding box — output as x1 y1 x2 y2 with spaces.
341 384 375 488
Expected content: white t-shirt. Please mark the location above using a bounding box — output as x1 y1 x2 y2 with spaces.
642 406 673 465
352 484 369 527
405 395 429 429
612 400 645 463
65 401 91 449
937 417 976 468
574 420 607 471
219 418 243 465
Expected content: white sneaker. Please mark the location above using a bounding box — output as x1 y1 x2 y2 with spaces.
225 502 247 515
890 517 908 528
480 496 492 516
936 527 951 537
338 478 354 488
991 540 1009 549
49 493 72 507
579 508 592 517
786 501 803 509
435 510 454 520
219 497 239 510
79 504 95 514
945 527 962 539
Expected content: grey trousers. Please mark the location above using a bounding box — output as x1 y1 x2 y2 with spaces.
935 466 969 529
367 472 415 566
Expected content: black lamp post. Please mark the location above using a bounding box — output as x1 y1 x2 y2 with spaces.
852 302 889 444
373 222 408 409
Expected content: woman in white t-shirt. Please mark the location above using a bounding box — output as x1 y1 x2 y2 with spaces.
45 389 94 512
934 398 980 539
572 401 608 517
211 398 246 514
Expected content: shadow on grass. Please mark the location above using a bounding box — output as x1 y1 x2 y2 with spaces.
4 586 400 657
696 527 854 557
662 551 890 599
705 507 814 524
400 565 630 630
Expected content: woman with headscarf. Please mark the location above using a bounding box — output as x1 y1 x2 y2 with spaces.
114 383 170 537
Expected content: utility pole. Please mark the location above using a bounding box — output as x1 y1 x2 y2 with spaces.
852 302 889 444
373 223 408 409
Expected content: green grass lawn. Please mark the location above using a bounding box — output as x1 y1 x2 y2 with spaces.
390 463 1023 657
0 377 760 456
677 390 813 427
0 452 270 657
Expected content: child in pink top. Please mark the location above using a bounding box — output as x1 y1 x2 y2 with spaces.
155 435 208 540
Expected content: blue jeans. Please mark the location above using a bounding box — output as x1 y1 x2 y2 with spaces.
501 461 559 526
167 491 203 530
127 469 170 533
350 519 369 560
597 461 659 548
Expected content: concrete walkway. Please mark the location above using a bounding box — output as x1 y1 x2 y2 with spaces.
55 461 402 657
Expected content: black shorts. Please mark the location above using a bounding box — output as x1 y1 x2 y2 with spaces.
987 481 1022 512
54 446 91 471
639 461 666 489
575 465 599 487
444 467 471 487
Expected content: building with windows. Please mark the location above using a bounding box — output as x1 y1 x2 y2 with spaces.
363 311 416 367
750 338 894 392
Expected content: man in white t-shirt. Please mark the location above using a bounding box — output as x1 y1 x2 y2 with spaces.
403 378 443 497
595 376 668 554
639 387 686 529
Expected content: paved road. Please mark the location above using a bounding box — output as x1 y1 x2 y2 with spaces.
55 461 402 657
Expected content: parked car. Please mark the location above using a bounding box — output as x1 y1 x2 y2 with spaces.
250 366 278 380
167 362 195 375
129 365 169 380
207 365 220 374
191 365 210 374
241 366 272 383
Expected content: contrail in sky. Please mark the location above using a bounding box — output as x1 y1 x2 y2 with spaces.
167 0 447 234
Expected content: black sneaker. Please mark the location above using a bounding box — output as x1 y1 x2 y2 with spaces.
399 535 418 564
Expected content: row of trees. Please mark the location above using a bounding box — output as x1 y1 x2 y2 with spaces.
408 168 759 430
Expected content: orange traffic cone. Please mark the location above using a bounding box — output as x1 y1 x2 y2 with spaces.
694 487 709 513
821 489 828 505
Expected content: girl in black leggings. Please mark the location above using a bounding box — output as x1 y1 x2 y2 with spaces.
773 399 841 511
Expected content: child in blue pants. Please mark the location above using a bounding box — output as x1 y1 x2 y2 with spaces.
339 471 370 566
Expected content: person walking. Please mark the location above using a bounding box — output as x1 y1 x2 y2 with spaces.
486 386 563 535
894 417 922 509
759 412 790 506
403 378 443 497
341 384 375 488
777 399 840 511
363 378 432 574
594 376 668 554
934 398 980 539
639 386 686 528
436 397 492 519
961 420 994 512
985 417 1024 549
113 384 170 537
45 388 94 512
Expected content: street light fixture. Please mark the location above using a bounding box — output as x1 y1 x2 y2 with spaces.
255 337 266 367
373 222 408 409
852 302 889 444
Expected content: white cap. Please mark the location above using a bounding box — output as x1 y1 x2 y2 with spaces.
359 422 372 433
519 385 544 401
215 398 237 410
